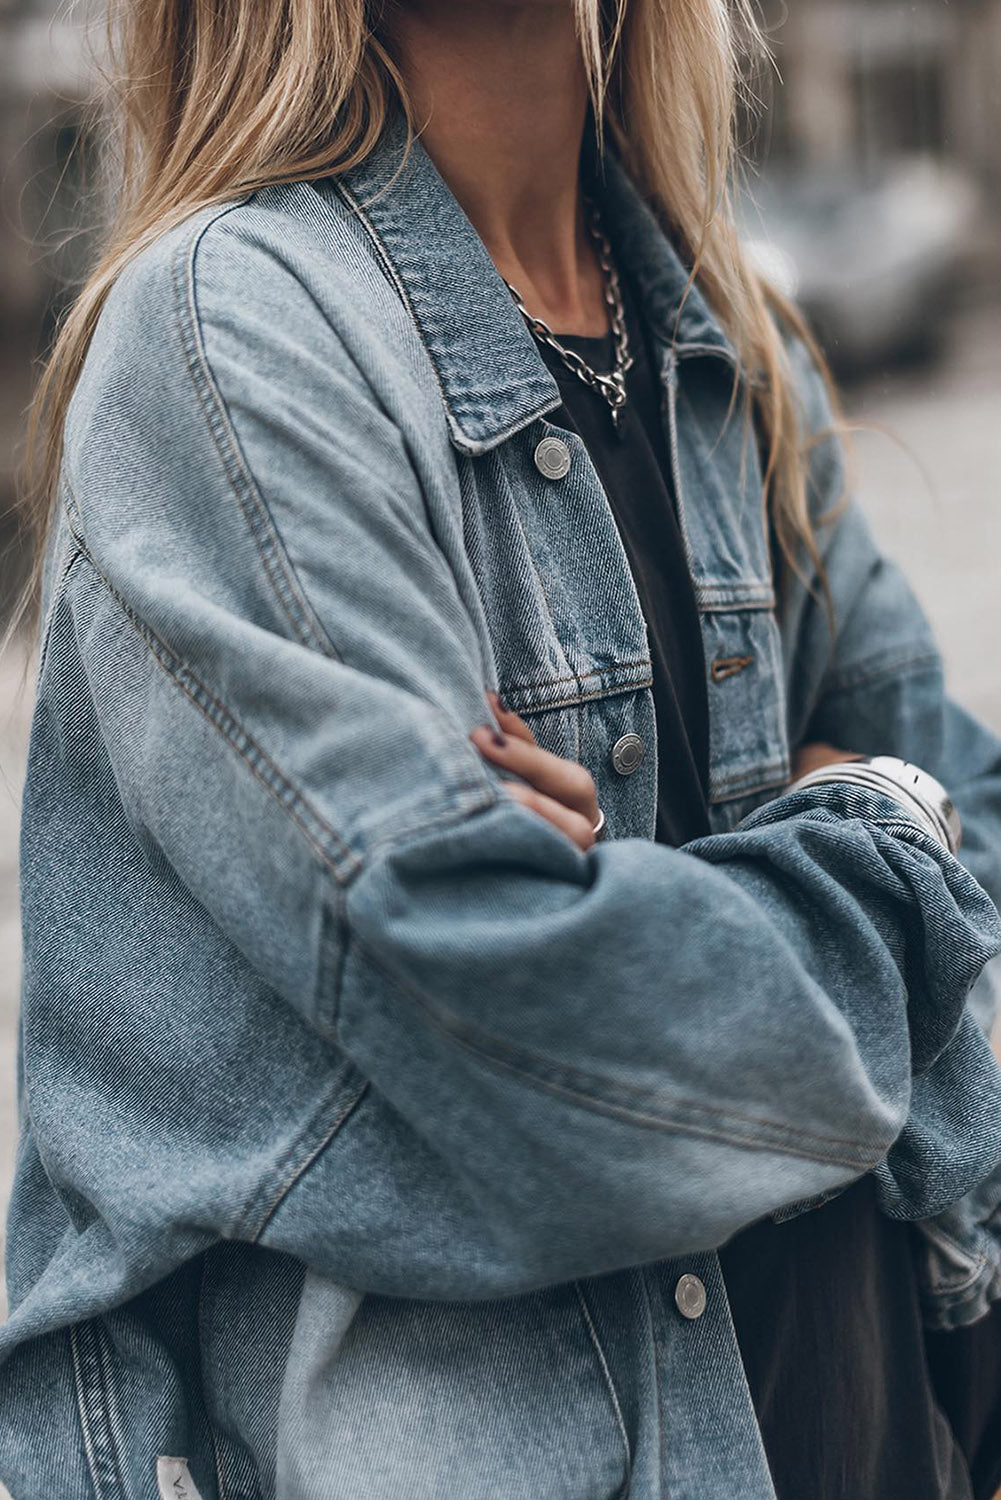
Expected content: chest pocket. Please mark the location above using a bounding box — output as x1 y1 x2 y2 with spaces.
458 422 659 841
699 582 790 828
669 353 791 832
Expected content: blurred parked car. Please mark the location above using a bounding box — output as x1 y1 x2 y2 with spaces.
741 158 980 376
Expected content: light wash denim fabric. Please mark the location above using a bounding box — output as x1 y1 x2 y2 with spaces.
4 109 1001 1500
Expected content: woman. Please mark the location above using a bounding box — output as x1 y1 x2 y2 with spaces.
4 1 1001 1497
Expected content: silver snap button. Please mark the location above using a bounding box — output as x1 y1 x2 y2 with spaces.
534 436 571 481
674 1274 707 1321
610 733 645 776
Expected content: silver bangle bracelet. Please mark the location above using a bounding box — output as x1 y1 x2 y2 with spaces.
592 807 606 840
788 756 962 856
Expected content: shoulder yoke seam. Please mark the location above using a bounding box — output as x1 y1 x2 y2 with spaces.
171 200 343 661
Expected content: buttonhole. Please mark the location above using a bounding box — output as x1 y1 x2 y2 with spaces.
711 654 754 683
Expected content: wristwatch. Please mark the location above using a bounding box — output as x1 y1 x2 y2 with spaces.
788 755 962 856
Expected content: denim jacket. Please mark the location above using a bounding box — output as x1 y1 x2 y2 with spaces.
5 111 1001 1500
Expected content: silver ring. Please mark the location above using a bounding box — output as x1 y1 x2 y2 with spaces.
592 807 606 840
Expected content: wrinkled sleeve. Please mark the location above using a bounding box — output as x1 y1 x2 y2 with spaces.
35 219 1001 1303
777 335 1001 1228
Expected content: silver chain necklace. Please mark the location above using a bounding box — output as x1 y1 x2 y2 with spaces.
504 198 634 433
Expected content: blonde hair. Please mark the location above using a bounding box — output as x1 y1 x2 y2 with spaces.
23 0 832 626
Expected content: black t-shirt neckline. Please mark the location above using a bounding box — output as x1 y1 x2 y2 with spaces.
536 268 712 848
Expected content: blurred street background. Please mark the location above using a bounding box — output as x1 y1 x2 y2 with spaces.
0 0 999 1427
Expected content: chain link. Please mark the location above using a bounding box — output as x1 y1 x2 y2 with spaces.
504 198 634 429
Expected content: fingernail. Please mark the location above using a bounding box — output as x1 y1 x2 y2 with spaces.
471 725 507 749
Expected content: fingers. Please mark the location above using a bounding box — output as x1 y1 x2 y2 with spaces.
470 724 599 822
503 781 596 852
474 694 601 853
486 691 536 746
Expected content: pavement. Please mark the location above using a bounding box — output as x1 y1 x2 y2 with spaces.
0 302 999 1448
846 305 1001 734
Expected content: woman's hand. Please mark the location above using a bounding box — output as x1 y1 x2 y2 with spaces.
470 716 865 853
471 692 600 851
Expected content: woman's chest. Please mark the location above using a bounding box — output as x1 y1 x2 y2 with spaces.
449 351 793 839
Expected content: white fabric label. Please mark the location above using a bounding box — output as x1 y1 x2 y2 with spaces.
157 1457 205 1500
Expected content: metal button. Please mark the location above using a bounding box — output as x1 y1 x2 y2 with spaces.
674 1274 707 1321
534 436 571 481
610 733 645 776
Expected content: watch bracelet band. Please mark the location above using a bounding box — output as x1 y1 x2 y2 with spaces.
788 756 962 856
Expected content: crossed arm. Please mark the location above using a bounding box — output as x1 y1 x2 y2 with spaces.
38 225 1001 1303
473 695 859 852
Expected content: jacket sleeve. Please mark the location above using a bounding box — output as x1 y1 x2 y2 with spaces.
777 335 1001 1224
39 215 1001 1302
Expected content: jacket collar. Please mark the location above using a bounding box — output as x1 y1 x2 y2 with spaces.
335 110 738 455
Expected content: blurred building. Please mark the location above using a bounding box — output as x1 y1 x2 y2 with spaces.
1 0 1000 615
759 0 1001 190
0 0 98 612
740 0 1001 376
0 0 97 328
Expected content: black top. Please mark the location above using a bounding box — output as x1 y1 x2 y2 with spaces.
532 280 710 848
536 269 980 1500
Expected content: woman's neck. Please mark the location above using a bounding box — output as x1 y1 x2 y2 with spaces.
380 0 608 336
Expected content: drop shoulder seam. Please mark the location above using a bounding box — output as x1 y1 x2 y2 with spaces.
171 198 341 660
65 520 362 884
